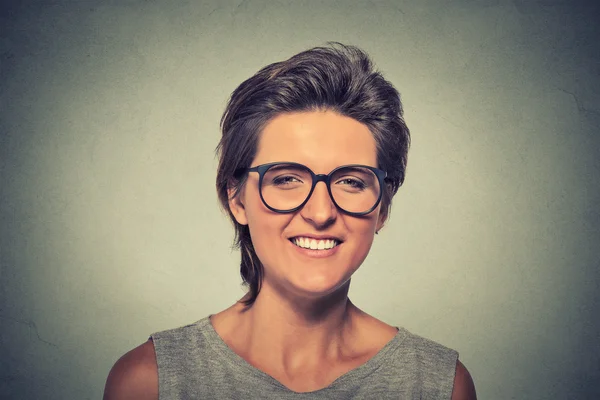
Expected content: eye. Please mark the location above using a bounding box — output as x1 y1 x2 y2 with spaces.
336 177 367 190
272 175 303 186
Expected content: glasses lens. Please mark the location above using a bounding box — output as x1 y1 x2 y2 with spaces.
261 164 312 211
260 164 381 214
330 166 380 213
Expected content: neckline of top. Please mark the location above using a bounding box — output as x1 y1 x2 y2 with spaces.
197 315 409 394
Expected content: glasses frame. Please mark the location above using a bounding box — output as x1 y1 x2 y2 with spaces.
236 162 388 216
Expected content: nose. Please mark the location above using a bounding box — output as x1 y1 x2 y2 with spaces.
300 180 337 227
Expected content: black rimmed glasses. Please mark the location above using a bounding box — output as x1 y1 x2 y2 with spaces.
235 162 388 216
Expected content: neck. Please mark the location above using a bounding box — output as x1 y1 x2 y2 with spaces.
252 279 352 328
235 280 360 372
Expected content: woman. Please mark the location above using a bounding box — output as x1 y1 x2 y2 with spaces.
104 43 476 399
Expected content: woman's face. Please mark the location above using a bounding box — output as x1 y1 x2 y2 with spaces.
229 110 386 300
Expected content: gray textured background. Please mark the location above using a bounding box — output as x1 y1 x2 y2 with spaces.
1 1 599 399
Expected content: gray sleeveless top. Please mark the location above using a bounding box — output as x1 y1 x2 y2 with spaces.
151 317 458 399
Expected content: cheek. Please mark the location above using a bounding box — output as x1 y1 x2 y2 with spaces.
353 230 376 261
246 217 290 278
244 194 289 265
346 216 379 260
242 184 268 223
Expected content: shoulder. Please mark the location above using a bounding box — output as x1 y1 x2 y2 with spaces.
451 360 477 400
401 328 458 364
103 339 158 400
397 329 464 398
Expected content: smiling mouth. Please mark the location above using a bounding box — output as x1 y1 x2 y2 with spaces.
289 237 341 250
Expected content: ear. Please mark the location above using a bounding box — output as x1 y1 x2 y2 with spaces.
228 186 248 226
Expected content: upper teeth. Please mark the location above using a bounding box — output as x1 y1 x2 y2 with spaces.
292 237 339 250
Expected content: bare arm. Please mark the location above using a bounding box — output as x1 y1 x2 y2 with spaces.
451 360 477 400
103 339 159 400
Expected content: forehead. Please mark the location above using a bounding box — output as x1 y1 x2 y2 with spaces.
254 111 378 171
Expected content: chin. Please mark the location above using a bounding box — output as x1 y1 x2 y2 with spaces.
285 272 353 300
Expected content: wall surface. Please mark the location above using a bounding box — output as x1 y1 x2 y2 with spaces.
1 1 599 399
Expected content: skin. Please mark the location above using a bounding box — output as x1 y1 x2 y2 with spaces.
103 110 476 399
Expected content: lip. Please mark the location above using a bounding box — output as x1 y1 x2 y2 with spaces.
288 237 342 258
